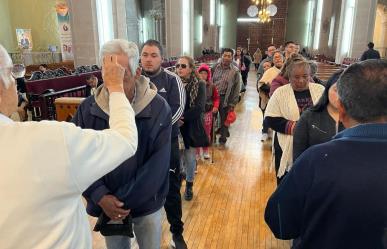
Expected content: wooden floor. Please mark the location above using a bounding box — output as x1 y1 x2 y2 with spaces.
89 69 289 249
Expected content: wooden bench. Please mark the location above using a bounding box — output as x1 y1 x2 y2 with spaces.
342 57 359 68
55 97 85 122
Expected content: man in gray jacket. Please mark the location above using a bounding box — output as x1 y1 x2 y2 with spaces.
212 48 242 146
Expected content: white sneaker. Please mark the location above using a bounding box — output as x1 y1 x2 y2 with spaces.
261 133 268 142
203 152 211 160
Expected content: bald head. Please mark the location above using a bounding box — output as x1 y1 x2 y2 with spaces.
0 44 18 117
0 44 13 89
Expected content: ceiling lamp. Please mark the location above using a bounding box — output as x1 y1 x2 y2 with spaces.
247 1 277 23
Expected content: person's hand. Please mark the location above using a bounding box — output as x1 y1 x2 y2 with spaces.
98 195 130 221
102 55 125 93
178 117 185 127
212 107 218 113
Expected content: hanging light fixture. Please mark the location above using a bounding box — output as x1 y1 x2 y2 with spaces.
247 0 277 23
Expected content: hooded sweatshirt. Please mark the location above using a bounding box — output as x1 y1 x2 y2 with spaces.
197 64 220 112
72 75 172 218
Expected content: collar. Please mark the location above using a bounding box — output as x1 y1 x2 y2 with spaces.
90 100 153 121
0 113 13 124
130 87 137 105
334 123 387 141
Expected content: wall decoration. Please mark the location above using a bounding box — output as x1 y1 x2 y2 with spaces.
16 29 33 50
56 2 74 61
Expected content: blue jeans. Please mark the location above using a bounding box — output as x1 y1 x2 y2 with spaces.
105 208 162 249
182 146 196 182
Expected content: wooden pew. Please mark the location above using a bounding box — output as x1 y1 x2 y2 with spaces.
26 71 101 120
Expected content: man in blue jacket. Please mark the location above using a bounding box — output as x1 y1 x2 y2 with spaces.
265 59 387 249
72 39 171 249
141 40 187 249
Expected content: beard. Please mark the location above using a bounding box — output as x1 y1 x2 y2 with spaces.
142 66 161 76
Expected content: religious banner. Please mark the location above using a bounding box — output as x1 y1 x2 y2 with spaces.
16 29 33 50
56 2 74 61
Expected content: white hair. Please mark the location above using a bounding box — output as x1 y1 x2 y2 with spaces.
100 39 139 76
0 44 13 89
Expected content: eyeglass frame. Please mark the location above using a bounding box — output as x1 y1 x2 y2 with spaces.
175 64 188 69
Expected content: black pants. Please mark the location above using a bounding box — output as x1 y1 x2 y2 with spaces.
254 63 259 70
164 137 184 235
241 70 249 86
273 133 287 185
219 95 230 144
262 109 270 134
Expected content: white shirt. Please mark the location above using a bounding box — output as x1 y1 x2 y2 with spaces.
0 93 138 249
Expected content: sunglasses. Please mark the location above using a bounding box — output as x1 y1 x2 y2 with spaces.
175 64 188 69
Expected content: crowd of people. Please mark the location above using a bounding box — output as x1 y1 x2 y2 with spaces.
0 35 386 249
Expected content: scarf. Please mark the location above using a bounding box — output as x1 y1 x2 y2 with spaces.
182 74 199 108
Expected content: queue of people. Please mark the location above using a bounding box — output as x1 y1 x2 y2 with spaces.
0 36 386 249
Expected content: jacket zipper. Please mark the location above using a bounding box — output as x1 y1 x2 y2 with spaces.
311 124 328 134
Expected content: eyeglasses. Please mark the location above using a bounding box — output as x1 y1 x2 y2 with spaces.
175 64 188 69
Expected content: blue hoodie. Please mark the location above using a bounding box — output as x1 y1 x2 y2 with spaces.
72 76 172 218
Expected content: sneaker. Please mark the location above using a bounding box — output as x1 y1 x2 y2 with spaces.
170 234 188 249
261 133 268 142
203 152 211 160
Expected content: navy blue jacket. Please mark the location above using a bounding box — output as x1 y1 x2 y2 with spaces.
143 68 185 138
265 123 387 249
72 92 172 218
360 49 381 61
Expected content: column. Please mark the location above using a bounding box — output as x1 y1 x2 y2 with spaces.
68 0 100 66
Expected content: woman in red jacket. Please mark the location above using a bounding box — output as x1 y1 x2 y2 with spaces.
196 64 220 160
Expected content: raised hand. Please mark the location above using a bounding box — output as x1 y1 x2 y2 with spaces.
102 54 125 93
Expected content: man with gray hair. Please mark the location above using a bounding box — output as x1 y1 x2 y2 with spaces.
72 39 172 249
265 59 387 248
0 43 138 248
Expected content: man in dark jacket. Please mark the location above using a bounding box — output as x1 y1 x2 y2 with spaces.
72 39 171 249
265 59 387 249
360 42 381 61
141 39 187 249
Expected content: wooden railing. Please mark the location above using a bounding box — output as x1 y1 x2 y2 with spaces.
29 85 86 121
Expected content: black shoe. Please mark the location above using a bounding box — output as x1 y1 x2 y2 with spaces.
184 182 193 201
171 234 188 249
